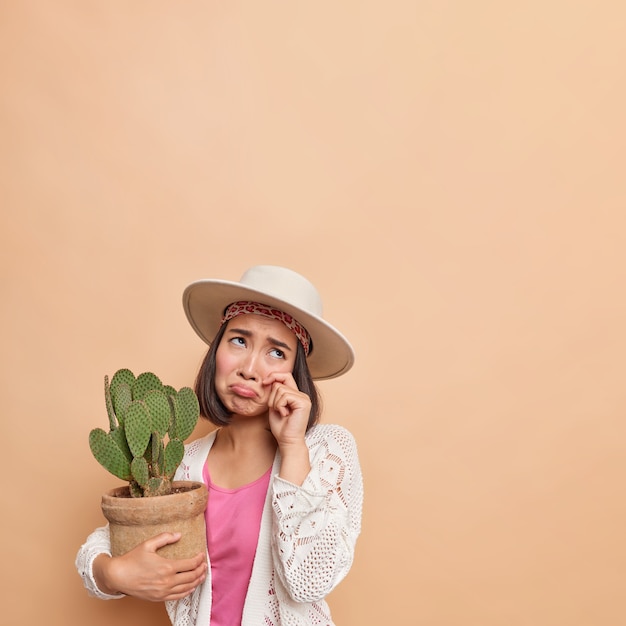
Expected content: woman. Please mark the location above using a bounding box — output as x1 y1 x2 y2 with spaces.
76 265 363 625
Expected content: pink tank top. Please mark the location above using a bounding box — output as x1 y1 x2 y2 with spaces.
203 462 272 626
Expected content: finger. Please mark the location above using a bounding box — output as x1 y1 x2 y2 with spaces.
275 386 309 415
263 372 297 389
277 391 294 417
163 585 202 602
267 382 287 415
139 558 206 602
142 532 182 553
171 551 207 574
268 385 291 417
163 567 207 601
172 563 206 587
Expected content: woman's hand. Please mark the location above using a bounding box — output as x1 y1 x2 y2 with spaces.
93 532 207 602
265 373 311 485
265 372 310 446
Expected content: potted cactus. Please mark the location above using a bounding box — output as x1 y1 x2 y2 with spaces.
89 368 207 559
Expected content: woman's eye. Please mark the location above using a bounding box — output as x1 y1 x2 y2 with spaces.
269 348 285 359
230 337 246 347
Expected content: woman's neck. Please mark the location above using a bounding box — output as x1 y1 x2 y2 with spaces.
208 416 278 489
216 415 277 452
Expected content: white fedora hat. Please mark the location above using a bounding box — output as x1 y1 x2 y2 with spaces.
182 265 355 380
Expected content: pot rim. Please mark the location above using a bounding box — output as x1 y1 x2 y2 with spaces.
101 481 208 524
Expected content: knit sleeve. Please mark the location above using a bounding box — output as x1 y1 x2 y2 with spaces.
270 424 363 603
75 525 125 600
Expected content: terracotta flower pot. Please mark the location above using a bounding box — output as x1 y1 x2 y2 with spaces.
101 480 208 559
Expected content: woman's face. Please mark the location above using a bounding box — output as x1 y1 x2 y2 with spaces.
214 313 299 418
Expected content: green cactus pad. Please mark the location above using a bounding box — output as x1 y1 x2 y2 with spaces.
163 438 184 480
110 368 136 391
104 375 117 431
172 387 200 441
111 382 133 426
150 433 164 474
163 385 177 398
132 372 163 400
124 401 152 458
89 428 132 481
131 456 149 487
110 426 133 462
144 390 171 437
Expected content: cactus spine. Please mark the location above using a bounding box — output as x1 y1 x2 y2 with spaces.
89 368 200 497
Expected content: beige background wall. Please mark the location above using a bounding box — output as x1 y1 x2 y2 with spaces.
2 2 625 625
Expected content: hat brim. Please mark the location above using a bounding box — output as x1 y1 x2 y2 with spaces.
182 279 355 380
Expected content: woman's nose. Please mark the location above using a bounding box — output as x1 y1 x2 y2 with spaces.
237 352 259 380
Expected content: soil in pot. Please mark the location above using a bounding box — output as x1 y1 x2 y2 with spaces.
101 480 208 559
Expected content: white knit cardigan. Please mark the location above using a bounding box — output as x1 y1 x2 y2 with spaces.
76 423 363 626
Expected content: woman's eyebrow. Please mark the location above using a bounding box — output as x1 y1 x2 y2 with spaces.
227 327 251 337
267 337 293 352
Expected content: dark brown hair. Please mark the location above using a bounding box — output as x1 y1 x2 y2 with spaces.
194 320 322 429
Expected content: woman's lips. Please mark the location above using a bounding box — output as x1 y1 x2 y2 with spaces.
230 384 258 398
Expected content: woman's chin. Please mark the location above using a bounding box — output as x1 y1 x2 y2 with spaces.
228 399 268 418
